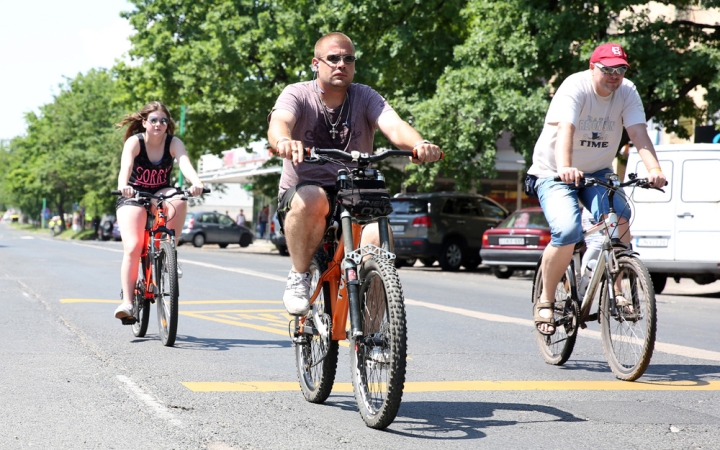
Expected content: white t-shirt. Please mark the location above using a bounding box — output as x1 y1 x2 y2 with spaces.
528 70 647 178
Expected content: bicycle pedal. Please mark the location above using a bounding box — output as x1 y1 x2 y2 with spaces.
120 317 138 326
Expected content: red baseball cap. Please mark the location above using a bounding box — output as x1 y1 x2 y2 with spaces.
590 43 630 67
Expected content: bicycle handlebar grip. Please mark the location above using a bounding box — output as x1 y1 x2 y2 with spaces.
111 190 121 195
411 149 445 160
202 187 211 193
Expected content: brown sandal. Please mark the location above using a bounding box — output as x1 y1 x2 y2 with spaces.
534 300 556 336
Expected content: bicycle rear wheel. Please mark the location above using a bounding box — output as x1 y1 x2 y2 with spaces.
350 256 407 430
532 263 578 365
156 241 179 347
295 253 339 403
600 255 657 381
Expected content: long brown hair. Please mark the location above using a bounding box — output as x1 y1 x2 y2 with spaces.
117 101 176 141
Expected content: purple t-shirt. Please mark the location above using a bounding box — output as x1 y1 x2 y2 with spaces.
269 81 393 193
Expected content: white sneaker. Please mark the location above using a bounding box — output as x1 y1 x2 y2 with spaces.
114 302 134 319
283 271 311 316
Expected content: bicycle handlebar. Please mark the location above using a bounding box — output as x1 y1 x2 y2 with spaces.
552 173 667 193
110 186 211 199
301 147 444 164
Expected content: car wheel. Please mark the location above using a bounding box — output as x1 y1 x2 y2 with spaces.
239 234 252 248
420 258 436 267
192 233 205 248
463 257 481 271
492 266 513 279
277 245 289 256
219 243 229 249
439 239 463 271
650 273 667 294
393 258 416 269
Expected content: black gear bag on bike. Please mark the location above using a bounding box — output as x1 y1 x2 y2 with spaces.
524 174 539 198
336 179 393 218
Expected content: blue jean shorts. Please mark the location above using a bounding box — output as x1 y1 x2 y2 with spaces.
535 168 632 247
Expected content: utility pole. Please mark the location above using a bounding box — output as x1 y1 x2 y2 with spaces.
178 104 186 187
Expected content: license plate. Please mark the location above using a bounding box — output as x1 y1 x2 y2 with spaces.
498 237 525 245
391 225 405 232
637 238 668 247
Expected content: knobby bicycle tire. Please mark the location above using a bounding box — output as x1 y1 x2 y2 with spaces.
132 256 151 337
156 241 179 347
532 262 578 366
600 254 657 381
351 256 407 429
295 252 339 403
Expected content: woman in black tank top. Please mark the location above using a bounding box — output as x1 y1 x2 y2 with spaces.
112 101 205 320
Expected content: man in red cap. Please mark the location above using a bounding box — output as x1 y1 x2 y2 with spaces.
526 42 667 335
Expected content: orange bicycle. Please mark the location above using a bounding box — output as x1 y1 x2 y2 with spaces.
292 147 441 429
112 186 209 346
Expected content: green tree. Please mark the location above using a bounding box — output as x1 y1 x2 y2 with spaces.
117 0 720 192
116 0 464 159
412 0 720 189
1 70 125 224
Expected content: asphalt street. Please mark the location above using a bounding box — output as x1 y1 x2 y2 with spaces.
1 223 719 449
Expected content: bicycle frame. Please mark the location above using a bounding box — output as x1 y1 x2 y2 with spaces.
301 205 395 341
138 198 176 302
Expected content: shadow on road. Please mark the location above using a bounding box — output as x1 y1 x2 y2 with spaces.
642 364 720 381
130 335 292 351
387 401 584 439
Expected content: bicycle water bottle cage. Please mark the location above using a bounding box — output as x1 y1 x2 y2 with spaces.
345 244 396 265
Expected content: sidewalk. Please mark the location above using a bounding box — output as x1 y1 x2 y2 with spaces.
240 238 277 254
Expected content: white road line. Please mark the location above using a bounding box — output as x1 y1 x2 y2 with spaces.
405 298 720 362
116 375 182 427
75 242 720 362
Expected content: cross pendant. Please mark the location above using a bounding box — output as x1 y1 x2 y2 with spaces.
330 127 338 139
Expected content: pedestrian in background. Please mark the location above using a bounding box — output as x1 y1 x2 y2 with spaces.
257 205 269 239
236 209 247 226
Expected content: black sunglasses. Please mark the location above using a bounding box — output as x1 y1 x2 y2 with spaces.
147 117 170 125
322 54 356 64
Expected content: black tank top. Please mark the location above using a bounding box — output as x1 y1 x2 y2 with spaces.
129 133 175 193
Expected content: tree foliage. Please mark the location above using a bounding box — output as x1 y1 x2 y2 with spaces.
5 1 719 217
0 70 125 221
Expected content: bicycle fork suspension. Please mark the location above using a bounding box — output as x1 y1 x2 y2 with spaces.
340 212 363 339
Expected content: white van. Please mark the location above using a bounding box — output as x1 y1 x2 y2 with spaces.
625 143 720 293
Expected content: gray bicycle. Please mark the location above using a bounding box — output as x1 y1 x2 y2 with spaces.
532 173 665 381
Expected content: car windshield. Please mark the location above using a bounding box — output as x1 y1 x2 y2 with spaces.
390 199 428 214
499 210 548 229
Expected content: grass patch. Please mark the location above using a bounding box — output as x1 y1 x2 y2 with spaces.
10 223 98 240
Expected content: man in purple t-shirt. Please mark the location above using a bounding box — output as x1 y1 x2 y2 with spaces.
267 32 443 316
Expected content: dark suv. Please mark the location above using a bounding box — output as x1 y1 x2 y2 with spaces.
389 192 508 271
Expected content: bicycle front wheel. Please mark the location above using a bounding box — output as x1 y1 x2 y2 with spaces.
295 253 339 403
600 255 657 381
532 263 578 366
156 241 179 347
132 257 150 337
350 256 407 430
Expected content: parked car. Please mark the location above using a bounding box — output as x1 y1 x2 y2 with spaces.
98 214 116 241
270 212 289 256
179 211 254 248
480 207 551 278
389 192 509 271
112 220 122 241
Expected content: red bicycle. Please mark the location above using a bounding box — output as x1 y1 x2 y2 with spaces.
112 187 209 346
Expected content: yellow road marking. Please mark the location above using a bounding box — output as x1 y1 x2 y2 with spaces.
180 311 350 348
60 299 281 304
182 380 720 393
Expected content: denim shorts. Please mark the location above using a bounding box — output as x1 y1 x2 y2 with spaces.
535 168 632 247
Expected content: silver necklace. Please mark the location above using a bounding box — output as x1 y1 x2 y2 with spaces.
315 83 347 139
